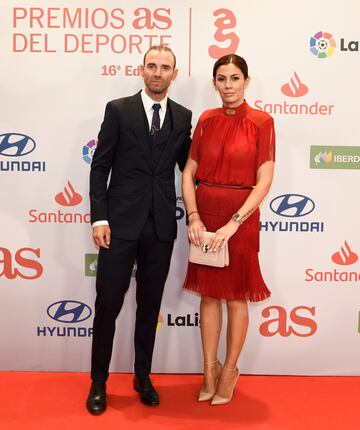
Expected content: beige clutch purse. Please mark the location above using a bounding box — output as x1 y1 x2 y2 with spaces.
189 231 229 267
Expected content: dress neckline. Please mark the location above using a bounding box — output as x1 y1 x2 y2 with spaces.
221 101 250 117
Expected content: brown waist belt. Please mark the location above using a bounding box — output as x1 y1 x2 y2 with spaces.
199 181 254 190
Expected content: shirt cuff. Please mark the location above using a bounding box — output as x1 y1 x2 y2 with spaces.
92 220 109 228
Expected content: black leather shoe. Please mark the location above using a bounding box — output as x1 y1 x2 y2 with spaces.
86 381 106 415
133 374 160 406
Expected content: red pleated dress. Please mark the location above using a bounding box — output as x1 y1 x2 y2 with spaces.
183 101 275 301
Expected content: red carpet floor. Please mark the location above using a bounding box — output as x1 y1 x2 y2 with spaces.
0 372 359 430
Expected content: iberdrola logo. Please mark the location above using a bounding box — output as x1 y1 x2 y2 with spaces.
314 150 333 165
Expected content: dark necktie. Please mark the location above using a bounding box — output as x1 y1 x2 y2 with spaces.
150 103 161 139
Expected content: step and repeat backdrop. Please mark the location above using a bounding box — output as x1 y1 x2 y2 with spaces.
1 0 359 375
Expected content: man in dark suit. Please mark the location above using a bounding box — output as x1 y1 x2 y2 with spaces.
86 45 192 414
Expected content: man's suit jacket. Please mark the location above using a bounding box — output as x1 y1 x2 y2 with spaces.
90 91 192 241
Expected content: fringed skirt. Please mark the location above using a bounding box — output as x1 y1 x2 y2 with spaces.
183 183 271 302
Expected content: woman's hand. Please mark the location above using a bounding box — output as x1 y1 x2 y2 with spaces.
208 220 240 252
188 217 206 247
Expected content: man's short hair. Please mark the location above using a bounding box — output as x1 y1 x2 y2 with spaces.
143 45 176 69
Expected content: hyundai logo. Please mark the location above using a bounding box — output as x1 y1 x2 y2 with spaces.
0 133 36 157
47 300 92 323
270 194 315 217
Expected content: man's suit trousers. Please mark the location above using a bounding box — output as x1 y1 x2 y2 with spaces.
90 214 174 381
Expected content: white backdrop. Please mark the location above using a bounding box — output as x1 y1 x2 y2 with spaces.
1 0 359 375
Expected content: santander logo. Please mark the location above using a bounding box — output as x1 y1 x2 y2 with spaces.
281 72 308 97
55 181 82 206
254 70 334 116
305 240 359 284
331 241 358 265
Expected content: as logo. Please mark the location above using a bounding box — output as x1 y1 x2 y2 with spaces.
0 247 43 280
208 9 239 59
55 181 82 206
259 305 317 337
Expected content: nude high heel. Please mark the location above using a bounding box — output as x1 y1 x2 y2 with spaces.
198 360 222 402
211 366 239 405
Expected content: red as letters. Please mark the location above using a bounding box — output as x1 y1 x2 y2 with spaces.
0 247 43 280
132 8 171 30
259 305 317 337
208 9 240 59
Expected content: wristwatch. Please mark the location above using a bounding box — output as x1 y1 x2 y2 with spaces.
231 213 244 224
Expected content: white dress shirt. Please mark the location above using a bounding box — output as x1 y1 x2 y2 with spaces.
93 89 168 228
141 89 168 129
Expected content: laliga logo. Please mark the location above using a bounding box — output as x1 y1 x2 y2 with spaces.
331 241 358 266
176 196 185 221
156 314 164 332
82 139 97 165
55 181 82 206
310 31 336 58
281 72 308 97
310 31 359 59
208 9 240 59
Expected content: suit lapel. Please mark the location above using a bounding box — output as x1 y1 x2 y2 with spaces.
154 99 179 173
127 92 151 161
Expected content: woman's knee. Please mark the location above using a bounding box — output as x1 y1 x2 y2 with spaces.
226 300 249 318
201 295 221 307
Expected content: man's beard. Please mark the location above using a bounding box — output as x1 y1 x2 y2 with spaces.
147 80 168 94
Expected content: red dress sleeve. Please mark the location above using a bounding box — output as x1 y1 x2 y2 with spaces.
189 119 203 163
256 117 276 169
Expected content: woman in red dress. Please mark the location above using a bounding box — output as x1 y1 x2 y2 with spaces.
182 54 275 405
